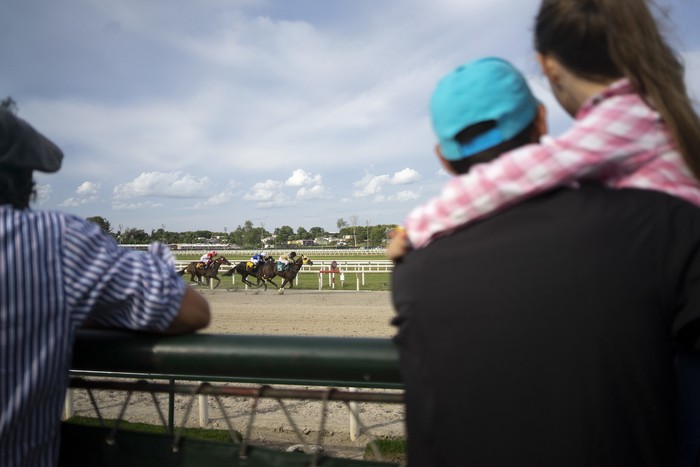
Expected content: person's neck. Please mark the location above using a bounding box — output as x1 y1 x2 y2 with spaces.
576 80 615 108
564 73 618 113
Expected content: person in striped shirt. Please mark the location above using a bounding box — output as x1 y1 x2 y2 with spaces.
0 109 211 467
388 0 700 260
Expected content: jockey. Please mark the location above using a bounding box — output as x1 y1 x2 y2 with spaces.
277 251 297 270
198 251 217 269
248 252 264 271
251 252 264 264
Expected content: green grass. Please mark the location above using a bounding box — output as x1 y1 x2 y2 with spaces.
66 416 406 461
64 416 240 443
221 271 392 292
309 271 392 291
365 437 407 463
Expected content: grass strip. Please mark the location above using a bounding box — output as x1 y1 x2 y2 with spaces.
364 437 407 462
64 416 239 443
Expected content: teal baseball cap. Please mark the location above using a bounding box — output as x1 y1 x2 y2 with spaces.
430 57 539 161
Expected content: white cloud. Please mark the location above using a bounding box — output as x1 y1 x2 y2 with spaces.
192 181 238 208
286 169 321 187
242 171 330 204
113 172 211 199
60 181 101 207
391 168 421 184
76 181 101 196
353 169 422 198
243 179 293 207
112 201 164 211
388 190 421 202
296 184 329 200
353 174 389 198
244 179 284 201
283 169 329 200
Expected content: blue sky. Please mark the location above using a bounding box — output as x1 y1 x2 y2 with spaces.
2 0 699 234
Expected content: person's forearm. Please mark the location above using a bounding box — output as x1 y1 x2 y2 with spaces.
165 287 211 334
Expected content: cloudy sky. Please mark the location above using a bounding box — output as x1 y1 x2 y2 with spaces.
3 0 699 234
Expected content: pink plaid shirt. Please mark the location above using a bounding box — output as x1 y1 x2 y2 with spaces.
404 78 700 248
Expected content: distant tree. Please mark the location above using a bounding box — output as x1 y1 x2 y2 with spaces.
336 218 348 231
192 230 212 241
296 226 310 240
151 226 167 243
120 227 149 244
241 221 263 248
86 216 111 235
228 226 243 246
167 231 186 243
309 226 326 239
180 231 199 243
1 96 17 113
369 225 387 246
274 225 294 245
229 220 264 248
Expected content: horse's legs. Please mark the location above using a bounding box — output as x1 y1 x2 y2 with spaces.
241 271 262 289
256 274 271 290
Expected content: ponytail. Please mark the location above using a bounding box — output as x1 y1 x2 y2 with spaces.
535 0 700 181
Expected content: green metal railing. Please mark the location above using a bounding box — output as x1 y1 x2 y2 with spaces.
66 330 405 457
70 330 403 389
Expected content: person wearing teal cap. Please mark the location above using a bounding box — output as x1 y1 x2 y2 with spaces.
391 56 700 465
430 57 541 164
386 57 546 258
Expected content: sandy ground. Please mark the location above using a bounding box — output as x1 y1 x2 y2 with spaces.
69 288 404 460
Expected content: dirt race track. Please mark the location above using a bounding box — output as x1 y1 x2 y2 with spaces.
205 288 397 337
70 289 405 460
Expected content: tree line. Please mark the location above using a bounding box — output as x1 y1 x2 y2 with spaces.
86 216 397 248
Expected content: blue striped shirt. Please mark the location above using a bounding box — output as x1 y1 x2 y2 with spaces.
0 206 186 466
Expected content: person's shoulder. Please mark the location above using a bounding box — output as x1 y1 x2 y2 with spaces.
8 207 76 229
541 184 700 241
578 183 700 213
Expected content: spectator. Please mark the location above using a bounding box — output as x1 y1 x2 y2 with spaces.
0 109 211 467
391 56 700 465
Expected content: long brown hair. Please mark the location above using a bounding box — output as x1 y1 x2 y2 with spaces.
535 0 700 181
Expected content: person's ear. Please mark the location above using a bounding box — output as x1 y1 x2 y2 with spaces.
435 144 458 175
534 103 548 138
536 52 562 90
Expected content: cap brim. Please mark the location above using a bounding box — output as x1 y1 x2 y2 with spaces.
0 111 63 173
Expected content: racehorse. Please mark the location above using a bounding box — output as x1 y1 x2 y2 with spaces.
178 256 232 289
223 256 274 289
256 255 313 292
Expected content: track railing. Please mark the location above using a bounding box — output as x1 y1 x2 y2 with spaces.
65 330 404 444
69 330 402 388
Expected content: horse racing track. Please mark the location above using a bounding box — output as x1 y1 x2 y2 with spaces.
69 289 404 460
